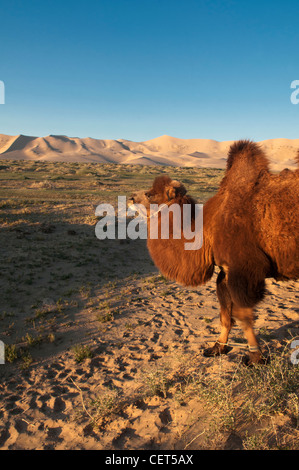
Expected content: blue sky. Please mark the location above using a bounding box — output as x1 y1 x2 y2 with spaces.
0 0 299 141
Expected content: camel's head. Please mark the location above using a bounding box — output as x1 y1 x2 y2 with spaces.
129 175 187 209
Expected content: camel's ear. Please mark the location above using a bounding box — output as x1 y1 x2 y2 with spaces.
165 180 186 200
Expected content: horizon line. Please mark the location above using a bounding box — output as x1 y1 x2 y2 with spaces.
1 132 299 143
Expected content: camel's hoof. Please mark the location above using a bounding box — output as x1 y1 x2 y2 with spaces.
203 343 230 357
242 351 266 366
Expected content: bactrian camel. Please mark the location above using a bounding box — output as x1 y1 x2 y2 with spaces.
130 141 299 364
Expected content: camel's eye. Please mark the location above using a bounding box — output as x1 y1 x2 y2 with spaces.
145 192 151 199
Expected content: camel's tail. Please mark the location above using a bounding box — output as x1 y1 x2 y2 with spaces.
226 140 269 174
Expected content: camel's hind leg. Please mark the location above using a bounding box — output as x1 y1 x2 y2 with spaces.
204 270 234 357
232 306 263 364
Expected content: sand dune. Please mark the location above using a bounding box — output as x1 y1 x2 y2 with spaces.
0 133 298 171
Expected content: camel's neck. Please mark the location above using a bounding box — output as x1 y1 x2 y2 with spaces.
146 198 215 287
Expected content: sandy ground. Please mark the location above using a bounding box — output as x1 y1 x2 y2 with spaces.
0 231 298 450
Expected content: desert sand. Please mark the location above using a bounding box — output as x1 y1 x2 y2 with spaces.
1 271 298 449
1 133 299 171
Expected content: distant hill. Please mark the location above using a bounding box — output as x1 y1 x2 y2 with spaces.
0 133 298 171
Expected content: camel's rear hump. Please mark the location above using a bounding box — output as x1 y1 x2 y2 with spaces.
227 140 269 170
254 173 299 280
224 140 269 188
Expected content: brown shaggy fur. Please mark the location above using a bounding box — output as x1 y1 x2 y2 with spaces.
130 140 299 364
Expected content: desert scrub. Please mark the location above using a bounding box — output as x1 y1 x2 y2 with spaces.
141 366 172 398
242 430 271 450
5 344 18 363
146 274 169 285
20 351 33 370
30 180 55 189
236 346 299 421
79 285 91 299
195 369 236 433
23 332 43 347
97 300 111 310
90 388 120 420
97 311 114 323
72 344 93 363
29 298 74 322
